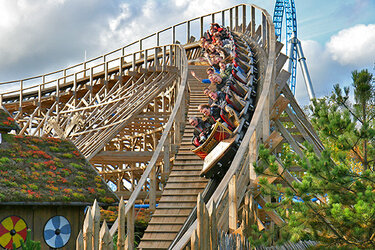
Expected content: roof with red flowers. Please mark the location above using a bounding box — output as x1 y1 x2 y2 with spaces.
0 108 19 133
0 134 118 205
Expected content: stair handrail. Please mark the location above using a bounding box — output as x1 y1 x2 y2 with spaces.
170 4 278 249
108 44 188 237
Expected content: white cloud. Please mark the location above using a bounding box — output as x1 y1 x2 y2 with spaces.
109 3 131 32
294 40 355 107
291 23 375 107
0 0 116 81
0 0 274 82
326 24 375 66
294 40 334 106
0 2 18 29
100 0 246 55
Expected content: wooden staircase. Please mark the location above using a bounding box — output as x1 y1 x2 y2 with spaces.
138 65 210 249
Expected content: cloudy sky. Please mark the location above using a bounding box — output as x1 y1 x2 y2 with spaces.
0 0 374 106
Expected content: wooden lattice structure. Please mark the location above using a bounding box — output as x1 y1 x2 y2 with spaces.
0 3 326 250
0 43 197 204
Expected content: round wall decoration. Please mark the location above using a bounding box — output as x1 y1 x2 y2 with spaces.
43 216 71 249
0 215 28 249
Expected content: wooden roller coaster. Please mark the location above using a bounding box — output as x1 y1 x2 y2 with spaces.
0 3 325 249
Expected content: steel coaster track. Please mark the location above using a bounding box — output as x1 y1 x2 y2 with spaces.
273 0 297 95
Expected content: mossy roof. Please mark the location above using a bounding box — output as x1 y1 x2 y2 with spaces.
0 108 19 132
0 134 118 205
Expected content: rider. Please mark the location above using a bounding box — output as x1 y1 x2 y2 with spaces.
189 116 213 147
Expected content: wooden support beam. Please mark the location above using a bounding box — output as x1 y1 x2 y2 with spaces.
48 118 65 139
197 194 204 249
210 201 218 250
249 129 257 182
117 198 126 249
275 119 304 159
275 70 291 97
115 190 162 200
275 40 284 56
243 193 250 231
249 194 265 231
285 106 322 156
275 53 288 75
262 93 270 142
149 166 156 211
202 198 209 250
281 85 324 150
125 204 134 250
255 195 284 226
76 230 83 250
91 151 164 163
264 130 284 152
64 114 83 137
191 230 198 250
270 95 289 121
163 137 171 174
253 157 301 199
229 175 238 233
274 157 302 185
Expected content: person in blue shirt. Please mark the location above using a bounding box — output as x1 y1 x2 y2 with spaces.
190 67 220 84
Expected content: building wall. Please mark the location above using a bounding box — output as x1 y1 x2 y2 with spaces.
0 205 85 250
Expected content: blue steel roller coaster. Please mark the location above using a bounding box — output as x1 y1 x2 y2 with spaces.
273 0 316 100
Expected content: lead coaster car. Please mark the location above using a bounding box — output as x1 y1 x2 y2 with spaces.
200 136 238 179
192 121 232 160
200 101 255 180
199 87 257 179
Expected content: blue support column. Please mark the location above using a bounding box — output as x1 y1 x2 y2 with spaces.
273 0 315 101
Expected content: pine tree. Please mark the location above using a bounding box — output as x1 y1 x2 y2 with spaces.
254 69 375 248
310 69 375 172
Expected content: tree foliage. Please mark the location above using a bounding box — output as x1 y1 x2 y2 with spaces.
310 69 375 171
254 69 375 248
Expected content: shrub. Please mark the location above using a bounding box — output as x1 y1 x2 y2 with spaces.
49 146 60 152
72 193 85 200
97 189 106 195
62 153 73 159
10 182 18 187
0 157 10 164
70 163 83 169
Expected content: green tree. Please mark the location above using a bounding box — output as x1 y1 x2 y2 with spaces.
310 69 375 171
253 69 375 248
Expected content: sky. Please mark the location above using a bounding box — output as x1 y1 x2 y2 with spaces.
0 0 374 107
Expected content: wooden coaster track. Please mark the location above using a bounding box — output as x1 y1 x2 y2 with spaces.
0 4 326 249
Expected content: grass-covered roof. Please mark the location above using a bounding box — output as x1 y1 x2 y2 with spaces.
0 108 19 132
0 134 118 205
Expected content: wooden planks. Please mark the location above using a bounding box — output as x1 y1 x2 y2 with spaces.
138 65 210 249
